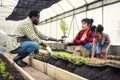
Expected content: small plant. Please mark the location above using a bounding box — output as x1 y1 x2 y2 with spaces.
60 18 68 43
0 59 8 78
0 54 24 80
60 18 68 36
9 75 14 79
34 53 51 62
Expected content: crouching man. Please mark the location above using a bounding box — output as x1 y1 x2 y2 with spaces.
10 10 61 67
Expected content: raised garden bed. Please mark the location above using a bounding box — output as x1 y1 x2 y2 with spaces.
30 57 87 80
0 53 25 80
34 51 120 80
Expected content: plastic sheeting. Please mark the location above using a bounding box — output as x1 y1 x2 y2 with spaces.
0 29 10 52
6 0 60 20
0 29 10 42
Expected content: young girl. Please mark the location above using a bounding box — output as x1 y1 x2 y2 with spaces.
91 25 110 60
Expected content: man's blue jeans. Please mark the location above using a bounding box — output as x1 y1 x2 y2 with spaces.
10 41 39 54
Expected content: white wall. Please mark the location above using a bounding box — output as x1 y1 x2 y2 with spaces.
104 3 120 45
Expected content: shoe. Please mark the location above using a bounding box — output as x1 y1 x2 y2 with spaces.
22 61 28 65
14 59 26 67
13 52 30 67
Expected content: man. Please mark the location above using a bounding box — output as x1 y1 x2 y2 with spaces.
10 10 61 67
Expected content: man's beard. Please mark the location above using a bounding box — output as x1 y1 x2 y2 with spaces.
32 21 38 25
32 20 38 25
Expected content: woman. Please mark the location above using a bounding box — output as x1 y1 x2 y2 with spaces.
91 25 110 60
66 18 95 57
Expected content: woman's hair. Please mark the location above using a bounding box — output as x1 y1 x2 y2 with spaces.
91 25 96 32
94 24 104 34
81 18 94 27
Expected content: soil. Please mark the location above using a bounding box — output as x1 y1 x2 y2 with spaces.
36 56 120 80
54 58 69 70
66 61 76 72
0 54 25 80
74 65 120 80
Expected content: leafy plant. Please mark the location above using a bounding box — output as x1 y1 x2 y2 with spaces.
60 18 68 36
35 51 90 64
53 51 90 64
39 46 45 50
9 75 14 79
0 59 8 78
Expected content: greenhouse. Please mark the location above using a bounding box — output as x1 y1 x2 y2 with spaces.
0 0 120 80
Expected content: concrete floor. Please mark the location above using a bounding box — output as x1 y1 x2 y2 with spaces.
23 66 53 80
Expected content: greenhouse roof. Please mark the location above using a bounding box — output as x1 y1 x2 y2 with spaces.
1 0 119 21
0 0 96 21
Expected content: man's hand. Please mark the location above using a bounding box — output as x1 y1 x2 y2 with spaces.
56 39 63 42
46 46 53 55
40 42 48 47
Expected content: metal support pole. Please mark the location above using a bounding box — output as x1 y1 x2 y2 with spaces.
102 0 104 26
74 15 79 31
49 19 52 37
1 0 2 6
55 17 58 39
68 12 74 37
45 20 47 36
84 0 88 18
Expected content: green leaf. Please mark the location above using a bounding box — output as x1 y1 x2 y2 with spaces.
60 18 68 32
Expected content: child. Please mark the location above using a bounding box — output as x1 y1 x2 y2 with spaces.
91 25 110 60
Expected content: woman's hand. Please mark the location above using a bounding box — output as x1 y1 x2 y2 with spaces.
65 40 74 46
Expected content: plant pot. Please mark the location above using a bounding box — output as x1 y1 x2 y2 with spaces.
84 62 107 68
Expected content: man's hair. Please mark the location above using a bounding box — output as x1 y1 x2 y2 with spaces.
29 10 39 18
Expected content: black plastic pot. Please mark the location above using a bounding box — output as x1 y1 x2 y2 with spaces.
74 62 85 67
61 36 67 43
84 62 107 68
